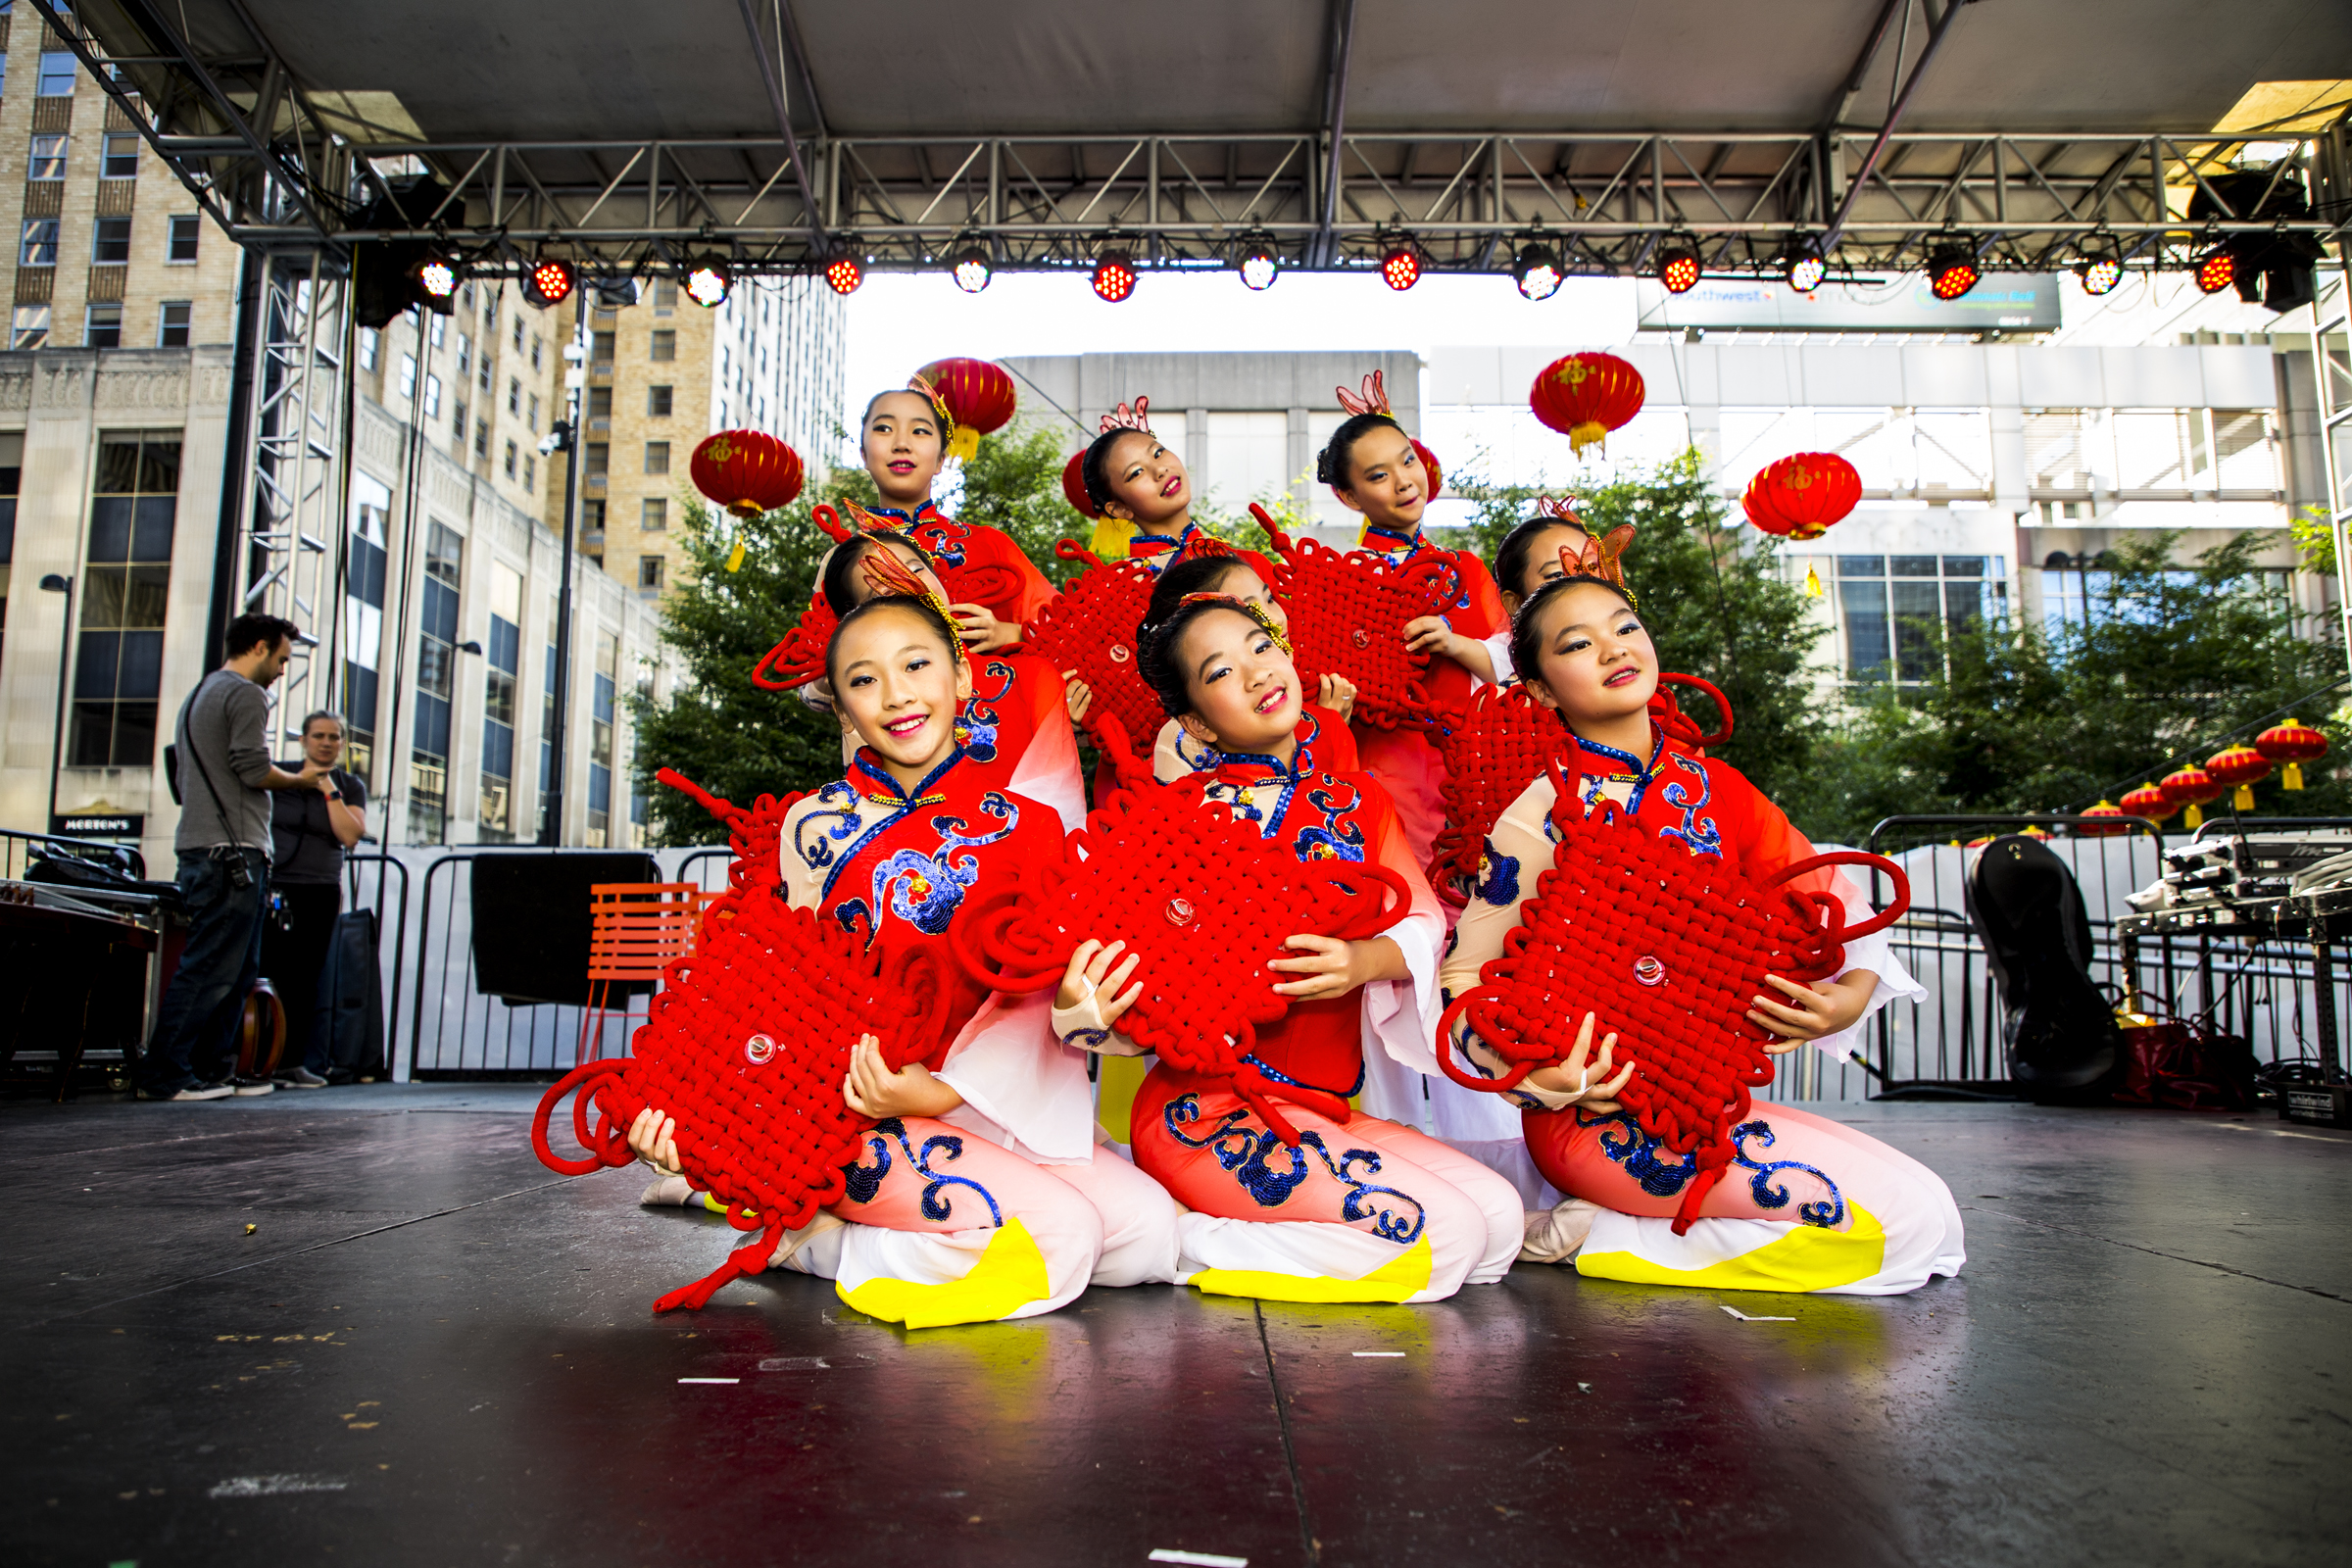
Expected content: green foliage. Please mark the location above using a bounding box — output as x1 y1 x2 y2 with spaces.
1448 449 1832 809
1794 531 2352 844
628 427 1088 846
2290 503 2338 578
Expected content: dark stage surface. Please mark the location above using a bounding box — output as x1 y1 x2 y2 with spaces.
4 1089 2346 1567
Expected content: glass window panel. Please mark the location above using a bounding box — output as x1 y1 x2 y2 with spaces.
416 639 453 702
1838 555 1885 578
70 703 116 766
87 497 133 561
83 565 127 628
1842 580 1888 678
28 133 67 179
137 441 181 495
20 218 57 266
131 496 175 560
91 218 132 265
112 703 157 766
74 631 121 699
102 133 140 179
1890 556 1939 576
123 564 171 627
118 631 164 698
1891 580 1941 681
1941 556 1986 576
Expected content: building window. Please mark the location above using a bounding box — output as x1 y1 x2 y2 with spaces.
1837 555 1997 684
92 218 132 266
647 384 672 417
28 134 67 180
641 498 666 531
11 304 50 349
343 474 393 787
529 334 542 370
587 630 618 847
504 439 517 479
70 435 180 768
424 375 443 418
102 132 139 179
37 52 77 97
21 219 59 267
649 329 675 362
637 555 664 593
157 301 191 347
473 416 490 460
410 521 464 843
359 326 379 372
456 332 470 379
584 443 609 476
590 330 615 365
643 441 669 475
398 353 417 401
512 315 523 351
477 351 490 393
84 303 121 348
479 563 521 843
508 375 520 416
526 391 539 431
653 278 677 315
586 385 612 427
522 454 534 491
428 314 445 347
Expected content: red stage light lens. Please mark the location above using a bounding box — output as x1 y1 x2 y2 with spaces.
825 256 862 295
2194 247 2235 295
1093 254 1137 303
1658 249 1700 294
1381 246 1420 290
526 258 574 308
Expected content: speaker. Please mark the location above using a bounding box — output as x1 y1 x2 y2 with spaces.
469 852 661 1006
1966 835 2124 1103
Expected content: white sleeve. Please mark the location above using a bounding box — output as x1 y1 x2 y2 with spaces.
1476 629 1515 689
1813 867 1925 1063
933 991 1097 1164
1008 703 1087 834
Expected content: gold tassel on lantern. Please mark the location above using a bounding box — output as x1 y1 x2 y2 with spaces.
725 531 747 572
1803 564 1824 598
2234 783 2255 808
2285 762 2305 790
2184 804 2203 829
948 424 980 462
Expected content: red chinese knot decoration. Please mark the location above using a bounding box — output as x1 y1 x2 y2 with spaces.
1741 453 1862 542
917 358 1017 460
1019 543 1166 769
1436 762 1909 1232
1251 504 1462 732
1530 352 1645 455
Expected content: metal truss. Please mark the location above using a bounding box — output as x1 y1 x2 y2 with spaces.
42 2 2351 286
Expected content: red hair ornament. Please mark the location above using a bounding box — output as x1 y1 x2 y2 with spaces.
1249 504 1461 731
1436 757 1906 1232
531 772 953 1312
955 781 1409 1145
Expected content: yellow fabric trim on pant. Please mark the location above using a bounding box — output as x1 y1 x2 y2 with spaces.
836 1218 1053 1329
1189 1235 1434 1303
1574 1202 1887 1294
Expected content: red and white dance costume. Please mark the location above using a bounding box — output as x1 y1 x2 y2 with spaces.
1152 702 1358 782
868 500 1056 630
1059 740 1522 1303
1441 726 1963 1295
766 746 1183 1327
834 647 1086 834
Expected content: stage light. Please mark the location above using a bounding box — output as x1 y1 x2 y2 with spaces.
952 246 992 294
1237 238 1280 292
825 254 862 295
2074 254 2123 296
411 252 458 304
1093 251 1137 303
684 258 730 308
1928 245 1980 301
522 257 574 310
1514 241 1562 302
1380 242 1420 291
1656 245 1700 294
2193 246 2236 295
1784 241 1827 294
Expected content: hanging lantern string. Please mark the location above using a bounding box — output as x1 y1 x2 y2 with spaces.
2062 674 2348 814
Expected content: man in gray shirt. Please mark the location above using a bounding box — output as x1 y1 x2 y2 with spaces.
138 613 330 1101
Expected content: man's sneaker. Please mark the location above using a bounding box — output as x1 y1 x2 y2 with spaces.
138 1081 234 1102
275 1066 329 1089
228 1074 277 1097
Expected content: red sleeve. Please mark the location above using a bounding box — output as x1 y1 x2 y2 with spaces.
1447 551 1507 639
977 526 1057 626
1705 756 1833 899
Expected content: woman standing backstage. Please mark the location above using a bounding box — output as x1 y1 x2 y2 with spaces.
630 591 1181 1327
1053 593 1521 1303
1439 554 1964 1294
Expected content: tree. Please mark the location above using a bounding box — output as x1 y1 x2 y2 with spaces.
1446 448 1832 808
628 423 1088 846
1794 531 2352 845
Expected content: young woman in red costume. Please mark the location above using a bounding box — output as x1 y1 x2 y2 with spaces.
1317 401 1507 869
815 529 1086 832
628 592 1181 1328
1137 553 1357 781
1078 399 1269 577
860 381 1055 632
1439 561 1961 1295
1051 594 1521 1303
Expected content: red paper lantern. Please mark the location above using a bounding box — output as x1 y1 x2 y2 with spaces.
2256 717 2328 790
1061 448 1098 517
1412 438 1444 501
691 430 805 571
2119 783 2176 824
2074 801 2131 838
2161 764 2224 829
1530 352 1644 456
1741 453 1861 542
916 358 1017 461
2205 743 2272 809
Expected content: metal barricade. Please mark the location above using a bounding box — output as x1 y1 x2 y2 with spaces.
0 826 148 883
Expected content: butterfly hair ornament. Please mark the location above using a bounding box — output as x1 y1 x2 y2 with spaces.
908 371 958 444
1536 496 1638 610
1100 397 1153 435
858 544 969 672
1336 370 1396 419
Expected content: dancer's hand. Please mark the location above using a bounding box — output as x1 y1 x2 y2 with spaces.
626 1105 685 1177
1056 938 1144 1022
1527 1011 1636 1112
843 1034 964 1119
1270 934 1404 999
1748 969 1879 1051
1063 671 1094 723
949 603 1019 653
1402 617 1494 683
1315 672 1357 724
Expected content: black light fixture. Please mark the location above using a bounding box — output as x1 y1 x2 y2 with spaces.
1928 243 1981 301
2192 245 2237 295
1092 251 1138 303
1656 244 1700 294
1236 233 1280 291
1379 236 1421 291
522 256 575 310
409 250 460 312
683 256 730 308
1783 238 1827 294
952 245 992 294
2073 245 2123 296
1513 240 1563 301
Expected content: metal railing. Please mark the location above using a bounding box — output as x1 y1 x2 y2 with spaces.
0 826 149 885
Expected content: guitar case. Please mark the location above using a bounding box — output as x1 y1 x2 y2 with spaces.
1965 834 2124 1102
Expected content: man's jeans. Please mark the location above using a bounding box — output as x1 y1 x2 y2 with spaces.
140 848 270 1094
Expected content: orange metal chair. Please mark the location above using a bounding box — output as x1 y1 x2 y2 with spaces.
577 881 710 1062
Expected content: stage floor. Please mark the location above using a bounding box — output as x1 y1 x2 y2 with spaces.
3 1088 2345 1567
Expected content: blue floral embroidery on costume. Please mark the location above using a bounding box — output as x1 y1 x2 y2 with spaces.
1239 1053 1368 1100
1292 780 1367 862
840 1116 1004 1226
1475 838 1520 906
956 659 1017 764
1731 1119 1845 1227
1579 733 1658 814
866 794 1020 936
1658 753 1725 859
1161 1095 1426 1243
1129 522 1201 573
869 502 967 569
812 749 965 911
1364 526 1470 611
1578 1107 1700 1198
794 779 866 876
1059 1027 1110 1052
